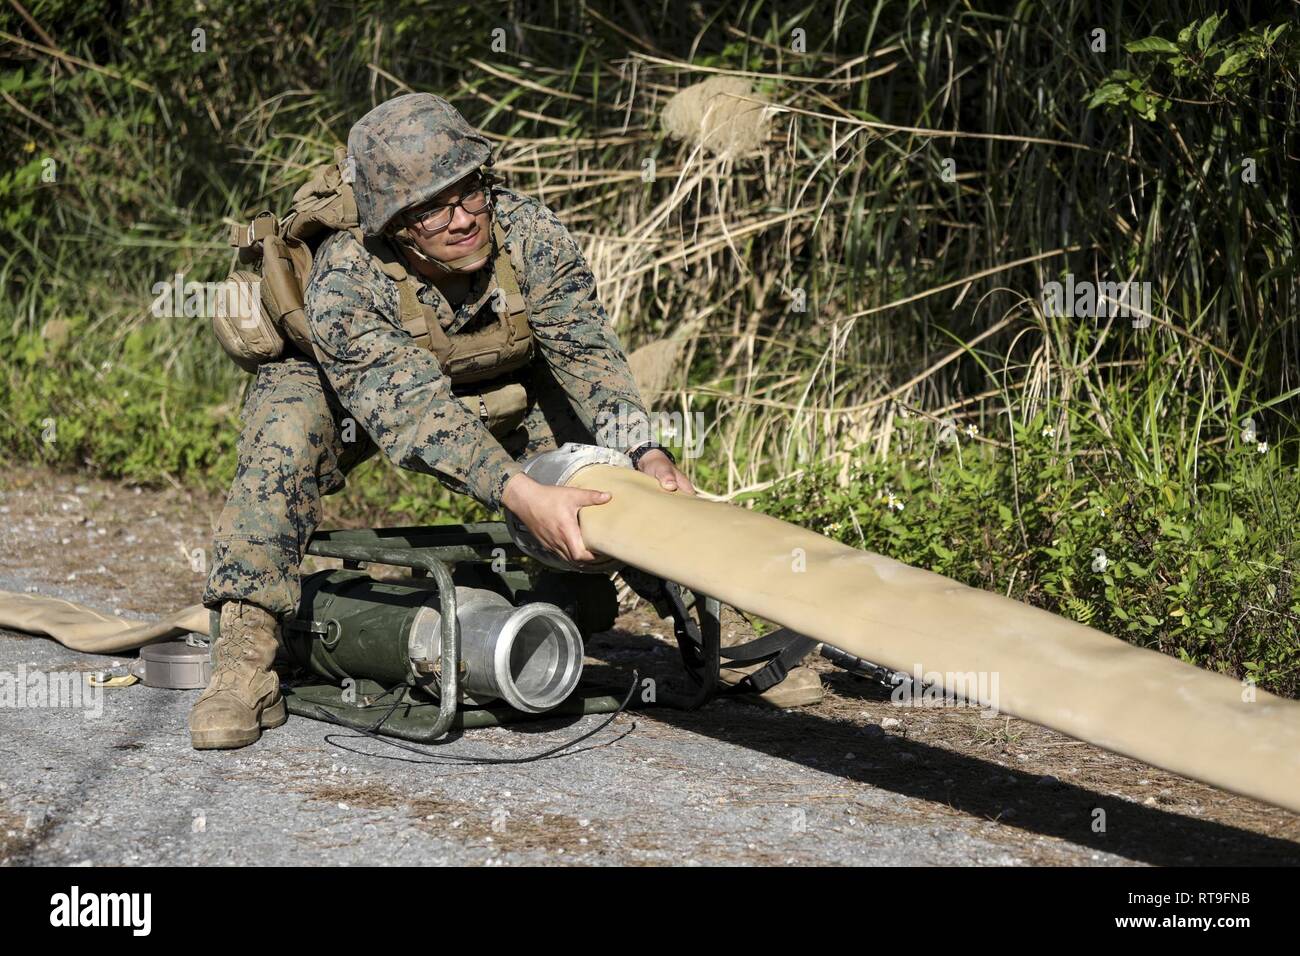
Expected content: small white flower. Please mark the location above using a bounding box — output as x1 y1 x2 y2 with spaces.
963 424 979 439
1257 441 1268 454
875 488 902 511
1041 425 1055 438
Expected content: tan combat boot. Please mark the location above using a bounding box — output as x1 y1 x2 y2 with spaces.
719 660 825 708
716 609 824 708
189 601 287 750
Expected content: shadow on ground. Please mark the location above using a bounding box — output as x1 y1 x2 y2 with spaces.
534 627 1300 866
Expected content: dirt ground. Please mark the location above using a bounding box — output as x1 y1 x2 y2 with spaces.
1 464 1297 866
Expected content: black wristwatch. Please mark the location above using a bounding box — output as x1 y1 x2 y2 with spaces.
628 442 675 469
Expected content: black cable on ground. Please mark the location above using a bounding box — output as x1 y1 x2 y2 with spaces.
304 670 641 766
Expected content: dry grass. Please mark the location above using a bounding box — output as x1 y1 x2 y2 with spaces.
661 76 773 158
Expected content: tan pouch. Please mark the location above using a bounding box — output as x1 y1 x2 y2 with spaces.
474 381 529 437
211 270 284 373
259 234 317 356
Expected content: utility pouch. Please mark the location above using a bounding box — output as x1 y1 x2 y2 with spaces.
471 381 530 437
211 270 284 373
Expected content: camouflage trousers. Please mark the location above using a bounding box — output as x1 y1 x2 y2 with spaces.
203 355 592 615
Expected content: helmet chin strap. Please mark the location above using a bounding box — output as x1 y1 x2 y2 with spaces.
394 232 492 274
391 210 495 275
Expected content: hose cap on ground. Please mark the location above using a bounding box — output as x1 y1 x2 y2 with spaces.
129 639 213 689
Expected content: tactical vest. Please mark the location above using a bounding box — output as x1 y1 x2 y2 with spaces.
214 148 535 389
364 222 533 385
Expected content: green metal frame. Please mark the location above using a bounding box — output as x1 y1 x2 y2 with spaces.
280 521 723 741
295 536 462 741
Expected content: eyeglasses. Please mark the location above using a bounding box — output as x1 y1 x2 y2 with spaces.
404 182 491 235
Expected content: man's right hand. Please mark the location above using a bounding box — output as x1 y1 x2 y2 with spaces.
502 473 611 564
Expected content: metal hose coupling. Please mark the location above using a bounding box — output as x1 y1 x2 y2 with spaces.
503 442 634 572
408 587 584 713
293 571 585 714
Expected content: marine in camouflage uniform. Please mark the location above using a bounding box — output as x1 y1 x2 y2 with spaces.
191 93 815 750
202 183 650 615
191 92 663 750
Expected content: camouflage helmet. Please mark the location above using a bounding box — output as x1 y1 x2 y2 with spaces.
347 93 492 236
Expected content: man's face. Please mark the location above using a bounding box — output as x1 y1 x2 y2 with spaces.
401 173 491 269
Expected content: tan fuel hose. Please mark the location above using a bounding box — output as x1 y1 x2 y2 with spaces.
3 464 1297 812
0 590 208 654
568 465 1300 813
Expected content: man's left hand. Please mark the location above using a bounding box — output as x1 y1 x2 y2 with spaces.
636 449 695 495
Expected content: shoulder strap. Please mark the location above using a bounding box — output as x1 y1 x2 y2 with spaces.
490 221 527 315
490 220 531 345
362 233 432 349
